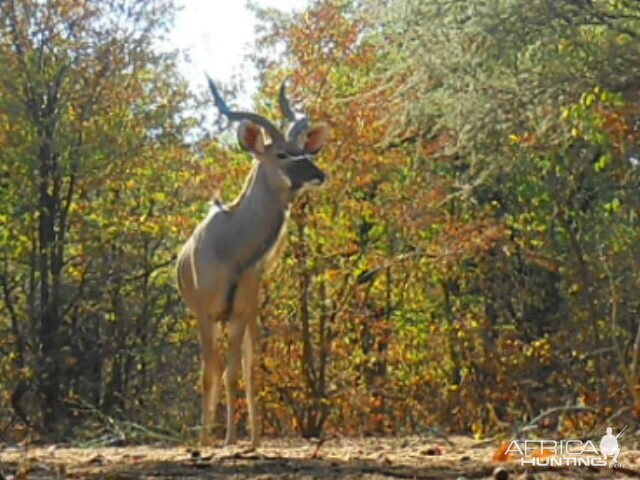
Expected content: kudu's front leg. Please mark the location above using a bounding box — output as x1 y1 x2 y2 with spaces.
224 270 260 447
242 311 260 448
223 317 245 445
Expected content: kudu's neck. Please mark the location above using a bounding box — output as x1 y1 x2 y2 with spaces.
238 162 290 212
228 162 289 274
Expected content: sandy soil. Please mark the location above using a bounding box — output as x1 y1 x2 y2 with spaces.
2 436 640 479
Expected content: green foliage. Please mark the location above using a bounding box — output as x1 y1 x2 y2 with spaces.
0 0 203 440
368 0 640 433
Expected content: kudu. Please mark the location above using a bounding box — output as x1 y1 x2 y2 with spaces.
176 77 329 447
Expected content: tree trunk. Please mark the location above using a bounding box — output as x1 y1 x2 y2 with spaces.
37 124 64 435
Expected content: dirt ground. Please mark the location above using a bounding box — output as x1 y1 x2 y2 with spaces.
2 436 640 479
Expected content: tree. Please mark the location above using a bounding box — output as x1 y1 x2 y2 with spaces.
372 0 640 430
0 0 198 438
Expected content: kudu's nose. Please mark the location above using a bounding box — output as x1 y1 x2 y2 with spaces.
311 171 327 186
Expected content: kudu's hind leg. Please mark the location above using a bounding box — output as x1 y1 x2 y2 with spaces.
198 313 223 446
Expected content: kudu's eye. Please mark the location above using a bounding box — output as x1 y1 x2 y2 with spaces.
276 152 287 160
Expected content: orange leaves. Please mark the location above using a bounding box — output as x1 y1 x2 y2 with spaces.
492 441 513 462
426 218 510 270
596 104 636 148
420 131 453 156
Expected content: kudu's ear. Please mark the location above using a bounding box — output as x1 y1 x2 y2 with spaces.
237 120 265 154
303 124 331 154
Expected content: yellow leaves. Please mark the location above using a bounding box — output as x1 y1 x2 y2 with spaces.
604 197 621 214
67 263 84 281
151 191 168 202
581 91 596 107
471 421 485 439
512 132 537 145
324 269 341 281
558 39 571 52
140 220 162 235
617 33 631 45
